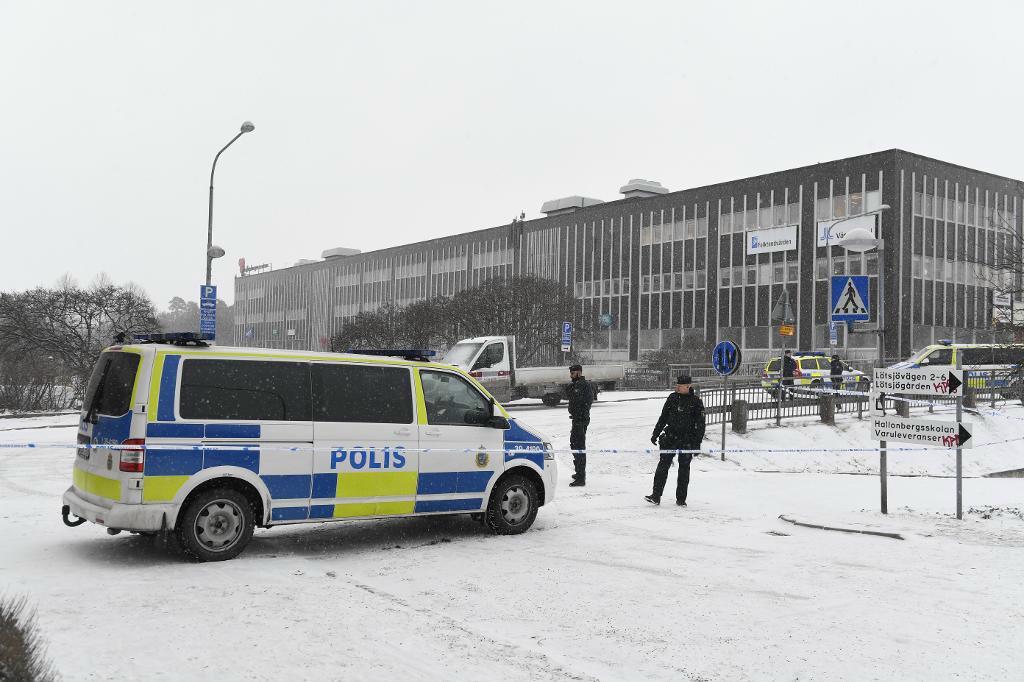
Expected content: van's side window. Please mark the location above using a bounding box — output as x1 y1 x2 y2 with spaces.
420 370 491 427
920 349 952 366
180 360 311 421
312 364 412 423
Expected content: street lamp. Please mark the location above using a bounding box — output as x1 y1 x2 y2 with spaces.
824 205 890 348
206 121 255 286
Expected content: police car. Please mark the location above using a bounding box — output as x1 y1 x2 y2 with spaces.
62 333 556 561
890 340 1024 391
760 351 868 396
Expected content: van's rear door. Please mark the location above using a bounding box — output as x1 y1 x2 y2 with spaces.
75 351 143 507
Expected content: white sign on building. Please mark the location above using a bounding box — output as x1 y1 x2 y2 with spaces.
745 225 798 255
816 214 876 247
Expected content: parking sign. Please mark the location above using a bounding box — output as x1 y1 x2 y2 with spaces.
199 284 217 337
561 321 572 352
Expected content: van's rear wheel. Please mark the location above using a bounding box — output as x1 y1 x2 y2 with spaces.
485 474 538 535
541 394 561 407
176 488 254 562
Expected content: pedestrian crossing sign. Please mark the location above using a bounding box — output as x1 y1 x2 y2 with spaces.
831 275 869 322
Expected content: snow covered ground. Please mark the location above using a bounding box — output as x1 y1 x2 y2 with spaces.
1 398 1023 680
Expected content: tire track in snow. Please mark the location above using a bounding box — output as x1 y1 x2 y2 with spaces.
346 578 601 681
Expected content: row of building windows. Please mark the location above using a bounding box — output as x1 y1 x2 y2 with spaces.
719 202 801 234
912 190 1017 228
642 270 707 292
814 190 883 220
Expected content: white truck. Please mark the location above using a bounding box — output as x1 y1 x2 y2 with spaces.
442 335 625 406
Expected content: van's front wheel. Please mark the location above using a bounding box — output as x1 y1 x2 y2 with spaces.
485 474 538 535
177 488 254 562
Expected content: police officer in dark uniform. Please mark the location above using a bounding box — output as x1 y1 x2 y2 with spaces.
645 374 705 506
830 353 846 411
567 363 593 487
781 349 797 401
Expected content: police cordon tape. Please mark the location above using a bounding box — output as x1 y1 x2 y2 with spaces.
3 436 1024 455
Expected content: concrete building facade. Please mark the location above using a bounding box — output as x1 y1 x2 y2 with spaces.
233 150 1021 362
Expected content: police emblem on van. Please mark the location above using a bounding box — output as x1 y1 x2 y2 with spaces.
476 450 489 468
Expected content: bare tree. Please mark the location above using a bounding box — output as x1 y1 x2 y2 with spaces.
329 276 589 365
0 277 159 402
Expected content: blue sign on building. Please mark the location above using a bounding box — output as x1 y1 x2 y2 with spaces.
830 276 870 323
711 340 742 377
199 284 217 337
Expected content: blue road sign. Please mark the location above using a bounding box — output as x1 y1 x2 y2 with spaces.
711 340 742 377
829 320 838 346
199 284 217 336
561 321 572 352
831 276 869 322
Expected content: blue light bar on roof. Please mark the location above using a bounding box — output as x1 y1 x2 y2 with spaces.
349 349 437 361
133 332 215 344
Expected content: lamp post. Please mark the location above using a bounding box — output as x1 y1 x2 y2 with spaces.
838 225 888 513
206 121 255 286
824 205 890 348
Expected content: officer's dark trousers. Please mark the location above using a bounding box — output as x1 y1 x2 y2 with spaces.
570 417 589 481
652 451 693 502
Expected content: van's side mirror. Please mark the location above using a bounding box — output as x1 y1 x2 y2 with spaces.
487 415 510 430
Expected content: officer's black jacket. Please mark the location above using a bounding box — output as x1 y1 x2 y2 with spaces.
782 355 797 377
567 376 594 420
830 358 845 378
652 390 706 448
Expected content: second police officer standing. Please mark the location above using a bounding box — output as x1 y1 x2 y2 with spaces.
645 374 706 506
567 363 594 487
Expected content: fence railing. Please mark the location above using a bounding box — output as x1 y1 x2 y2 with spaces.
694 369 1020 428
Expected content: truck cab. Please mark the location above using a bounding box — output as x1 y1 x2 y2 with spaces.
443 336 515 402
442 336 624 406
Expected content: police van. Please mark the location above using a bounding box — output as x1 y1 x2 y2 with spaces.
891 341 1024 390
62 333 556 561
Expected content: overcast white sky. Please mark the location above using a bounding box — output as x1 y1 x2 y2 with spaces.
2 1 1023 307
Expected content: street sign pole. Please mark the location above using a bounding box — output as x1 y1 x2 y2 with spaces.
711 340 742 462
956 354 963 520
880 437 888 514
721 373 727 462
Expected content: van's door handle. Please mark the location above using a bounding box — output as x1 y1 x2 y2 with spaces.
393 428 412 436
423 428 441 438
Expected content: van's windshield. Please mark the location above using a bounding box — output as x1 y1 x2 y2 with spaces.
83 352 140 420
442 342 483 368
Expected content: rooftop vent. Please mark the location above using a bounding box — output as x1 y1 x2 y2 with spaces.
540 196 604 217
321 247 362 259
294 258 318 267
619 178 669 199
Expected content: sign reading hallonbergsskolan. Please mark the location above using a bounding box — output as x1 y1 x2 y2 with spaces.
872 368 963 396
872 415 973 449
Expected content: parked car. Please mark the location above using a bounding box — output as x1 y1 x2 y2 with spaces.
760 351 868 397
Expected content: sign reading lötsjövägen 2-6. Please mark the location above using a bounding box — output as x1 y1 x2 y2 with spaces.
872 368 963 396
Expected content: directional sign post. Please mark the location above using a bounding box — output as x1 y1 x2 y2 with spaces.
829 320 838 346
871 363 975 517
871 415 974 449
712 340 742 461
199 285 217 339
831 275 870 323
560 321 572 353
872 368 963 396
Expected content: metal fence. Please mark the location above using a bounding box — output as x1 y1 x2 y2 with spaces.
695 369 1020 428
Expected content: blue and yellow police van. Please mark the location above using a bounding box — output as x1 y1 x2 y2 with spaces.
62 334 556 561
